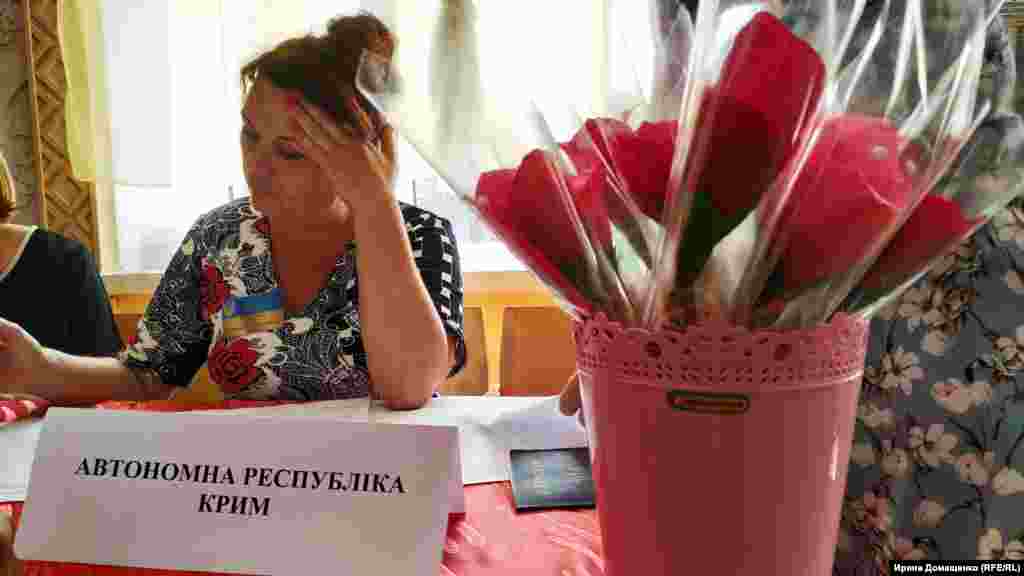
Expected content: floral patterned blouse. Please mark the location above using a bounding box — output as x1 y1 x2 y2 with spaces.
118 198 466 401
832 7 1024 568
836 198 1024 572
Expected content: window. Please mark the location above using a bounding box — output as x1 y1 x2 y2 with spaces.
106 0 651 274
108 0 237 273
106 0 247 273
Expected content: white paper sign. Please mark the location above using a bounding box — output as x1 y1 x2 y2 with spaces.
15 408 460 576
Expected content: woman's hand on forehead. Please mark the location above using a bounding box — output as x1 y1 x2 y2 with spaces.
287 92 396 208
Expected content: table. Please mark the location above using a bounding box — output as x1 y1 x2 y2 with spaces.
1 399 605 576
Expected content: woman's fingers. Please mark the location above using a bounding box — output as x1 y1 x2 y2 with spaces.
286 92 395 192
290 93 388 160
379 124 396 170
0 318 23 351
0 506 21 576
347 96 377 143
0 316 20 334
291 95 350 144
289 97 356 161
290 114 329 157
558 372 582 416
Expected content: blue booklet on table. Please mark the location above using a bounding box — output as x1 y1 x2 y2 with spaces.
509 447 596 511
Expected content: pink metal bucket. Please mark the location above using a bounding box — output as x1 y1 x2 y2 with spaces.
574 314 869 576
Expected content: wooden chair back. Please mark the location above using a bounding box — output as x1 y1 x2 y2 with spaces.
440 306 489 395
499 306 576 396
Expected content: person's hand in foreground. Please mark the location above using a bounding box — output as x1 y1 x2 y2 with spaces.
0 318 51 397
559 372 585 427
0 507 21 576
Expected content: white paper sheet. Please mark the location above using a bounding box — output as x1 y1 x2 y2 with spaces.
368 396 588 484
0 419 43 502
475 396 590 451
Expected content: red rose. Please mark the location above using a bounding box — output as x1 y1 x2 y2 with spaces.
562 125 608 176
476 161 594 313
674 12 825 286
475 146 618 312
859 195 981 291
561 119 676 223
775 114 917 293
697 13 824 215
623 121 677 219
478 150 584 265
199 263 229 320
208 338 261 394
566 166 613 249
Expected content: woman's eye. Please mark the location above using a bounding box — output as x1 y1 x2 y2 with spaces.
241 128 258 143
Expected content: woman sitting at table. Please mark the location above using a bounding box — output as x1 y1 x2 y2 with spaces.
0 150 121 358
0 11 465 410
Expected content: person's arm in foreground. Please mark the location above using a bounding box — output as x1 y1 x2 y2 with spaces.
0 318 170 404
1 507 21 576
1 224 210 404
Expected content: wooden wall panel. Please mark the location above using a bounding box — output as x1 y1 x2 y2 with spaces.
22 0 98 256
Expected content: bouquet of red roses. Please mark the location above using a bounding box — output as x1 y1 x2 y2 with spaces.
724 0 1018 330
841 110 1024 317
359 0 1022 331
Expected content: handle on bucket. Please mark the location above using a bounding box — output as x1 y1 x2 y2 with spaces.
666 389 751 415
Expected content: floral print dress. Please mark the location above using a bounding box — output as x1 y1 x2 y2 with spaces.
833 5 1024 568
836 198 1024 572
119 198 466 401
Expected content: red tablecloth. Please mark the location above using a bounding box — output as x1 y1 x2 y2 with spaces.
0 395 49 426
2 400 605 576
